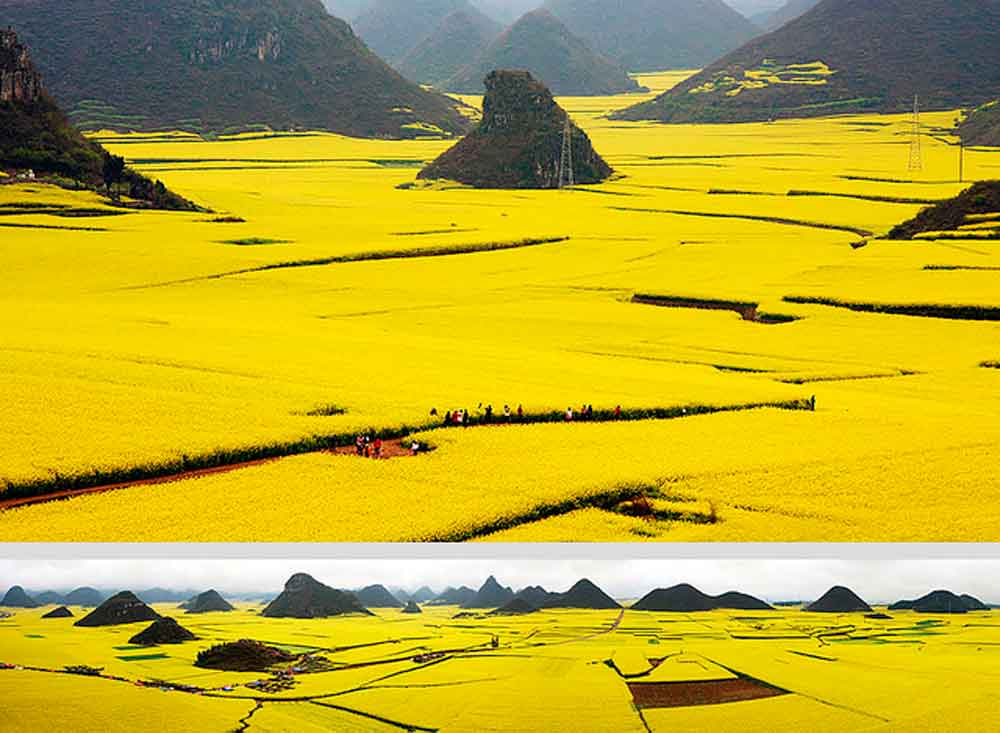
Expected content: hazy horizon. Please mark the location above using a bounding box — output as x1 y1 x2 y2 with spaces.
3 558 998 604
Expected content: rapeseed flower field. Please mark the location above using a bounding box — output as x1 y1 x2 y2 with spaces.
1 72 998 541
2 602 999 731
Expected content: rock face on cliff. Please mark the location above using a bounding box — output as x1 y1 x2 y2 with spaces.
615 0 1000 124
959 102 1000 148
445 10 642 97
889 182 1000 240
262 573 372 618
0 29 196 209
2 0 471 138
0 29 41 103
418 70 612 189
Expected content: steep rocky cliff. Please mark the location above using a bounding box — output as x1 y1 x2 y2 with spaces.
1 0 471 137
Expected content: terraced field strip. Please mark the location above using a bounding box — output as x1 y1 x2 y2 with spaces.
0 399 814 507
631 294 799 324
120 236 572 291
609 206 875 238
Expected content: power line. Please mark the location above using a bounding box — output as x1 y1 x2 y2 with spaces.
558 116 574 189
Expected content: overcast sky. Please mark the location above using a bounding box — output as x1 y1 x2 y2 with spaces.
3 557 998 603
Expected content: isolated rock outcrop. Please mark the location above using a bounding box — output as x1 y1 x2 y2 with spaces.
75 591 161 627
129 617 197 645
805 586 872 613
418 70 612 189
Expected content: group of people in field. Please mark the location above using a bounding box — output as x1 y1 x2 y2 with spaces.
354 432 385 458
431 403 626 427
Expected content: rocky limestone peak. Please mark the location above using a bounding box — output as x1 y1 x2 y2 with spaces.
418 69 612 189
480 70 560 134
0 28 42 104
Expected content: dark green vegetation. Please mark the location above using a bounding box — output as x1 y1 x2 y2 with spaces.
419 70 612 188
0 29 195 209
74 591 161 627
353 0 470 63
544 0 758 71
41 606 74 619
353 585 403 608
632 294 800 325
959 102 1000 147
397 7 501 87
2 0 471 138
489 597 538 615
401 600 422 614
632 584 772 612
0 397 815 513
616 0 1000 123
889 590 989 614
805 586 872 613
182 590 235 614
262 573 372 618
195 639 295 672
445 10 642 96
1 585 39 608
784 296 1000 322
889 181 1000 240
128 617 197 645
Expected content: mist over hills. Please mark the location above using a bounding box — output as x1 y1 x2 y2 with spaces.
616 0 1000 123
544 0 759 71
445 9 641 96
397 6 503 86
1 0 471 138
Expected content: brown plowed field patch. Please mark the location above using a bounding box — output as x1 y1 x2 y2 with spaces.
627 678 788 709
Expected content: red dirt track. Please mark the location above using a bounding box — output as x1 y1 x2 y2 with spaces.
0 441 418 512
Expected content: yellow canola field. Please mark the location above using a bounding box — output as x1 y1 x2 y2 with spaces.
3 604 1000 732
1 78 998 540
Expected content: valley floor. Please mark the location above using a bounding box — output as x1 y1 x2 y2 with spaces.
1 72 998 540
2 603 999 732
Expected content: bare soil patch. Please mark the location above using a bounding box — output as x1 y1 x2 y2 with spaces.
628 678 788 709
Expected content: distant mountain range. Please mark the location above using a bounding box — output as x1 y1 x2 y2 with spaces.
444 9 642 96
615 0 1000 123
2 0 471 138
750 0 819 31
544 0 759 71
398 6 502 87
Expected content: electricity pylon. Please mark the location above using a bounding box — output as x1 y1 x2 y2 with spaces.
908 94 923 173
557 116 574 189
